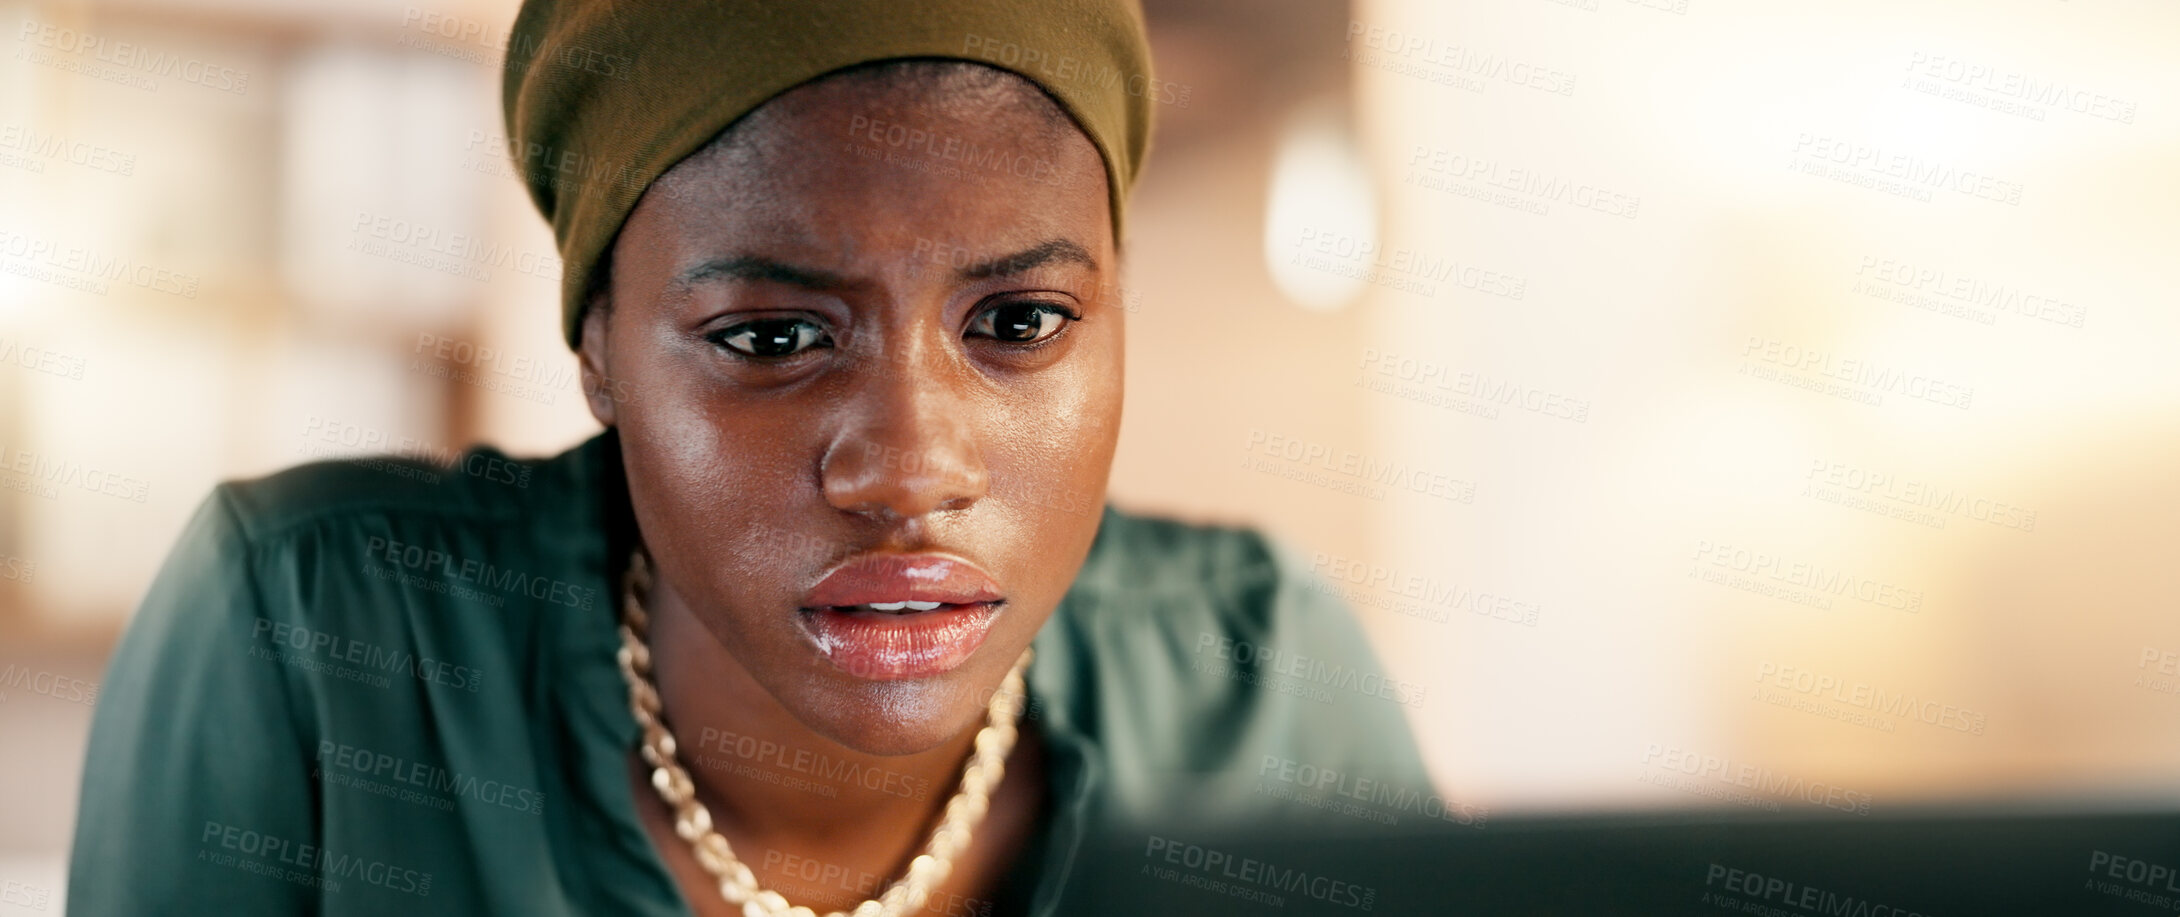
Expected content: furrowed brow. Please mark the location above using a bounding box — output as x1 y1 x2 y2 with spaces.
673 255 847 292
955 239 1098 281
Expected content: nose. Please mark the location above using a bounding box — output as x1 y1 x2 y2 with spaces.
820 335 989 520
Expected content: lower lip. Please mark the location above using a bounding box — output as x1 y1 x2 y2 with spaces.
797 602 1002 680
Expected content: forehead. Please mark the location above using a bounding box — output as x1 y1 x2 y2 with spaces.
629 66 1114 269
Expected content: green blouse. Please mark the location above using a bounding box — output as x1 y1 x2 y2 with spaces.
68 431 1431 915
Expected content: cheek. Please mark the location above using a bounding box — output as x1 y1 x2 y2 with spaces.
1046 328 1124 462
632 387 749 504
618 326 806 494
982 335 1122 541
1040 373 1120 468
619 365 816 571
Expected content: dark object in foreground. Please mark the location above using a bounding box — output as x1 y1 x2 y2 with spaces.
1059 805 2180 916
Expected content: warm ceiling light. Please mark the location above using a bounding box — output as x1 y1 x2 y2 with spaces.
1262 96 1379 312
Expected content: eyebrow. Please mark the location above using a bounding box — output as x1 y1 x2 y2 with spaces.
672 256 847 293
670 238 1098 293
958 239 1098 280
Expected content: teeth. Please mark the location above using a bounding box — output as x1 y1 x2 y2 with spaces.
839 600 950 613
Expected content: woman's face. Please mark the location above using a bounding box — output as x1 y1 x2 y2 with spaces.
581 67 1122 756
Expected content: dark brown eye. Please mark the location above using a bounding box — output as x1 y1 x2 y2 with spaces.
966 302 1076 344
709 318 831 358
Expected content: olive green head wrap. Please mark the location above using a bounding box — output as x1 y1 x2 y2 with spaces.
501 0 1157 348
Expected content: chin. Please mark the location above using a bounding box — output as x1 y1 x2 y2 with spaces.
796 676 996 757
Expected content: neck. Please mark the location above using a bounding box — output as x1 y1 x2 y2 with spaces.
643 564 984 851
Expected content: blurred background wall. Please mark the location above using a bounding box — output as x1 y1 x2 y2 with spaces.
2 0 2176 909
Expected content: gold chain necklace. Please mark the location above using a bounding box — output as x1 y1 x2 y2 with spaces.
614 549 1033 917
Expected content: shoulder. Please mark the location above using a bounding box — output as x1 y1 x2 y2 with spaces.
109 430 620 743
132 432 620 701
1046 506 1317 690
1037 505 1434 826
1061 505 1371 669
214 438 579 544
1071 504 1288 602
196 435 618 609
76 436 619 913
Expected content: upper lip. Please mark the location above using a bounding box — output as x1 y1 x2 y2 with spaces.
802 552 1005 609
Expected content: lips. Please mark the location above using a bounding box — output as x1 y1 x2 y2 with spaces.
797 553 1005 680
